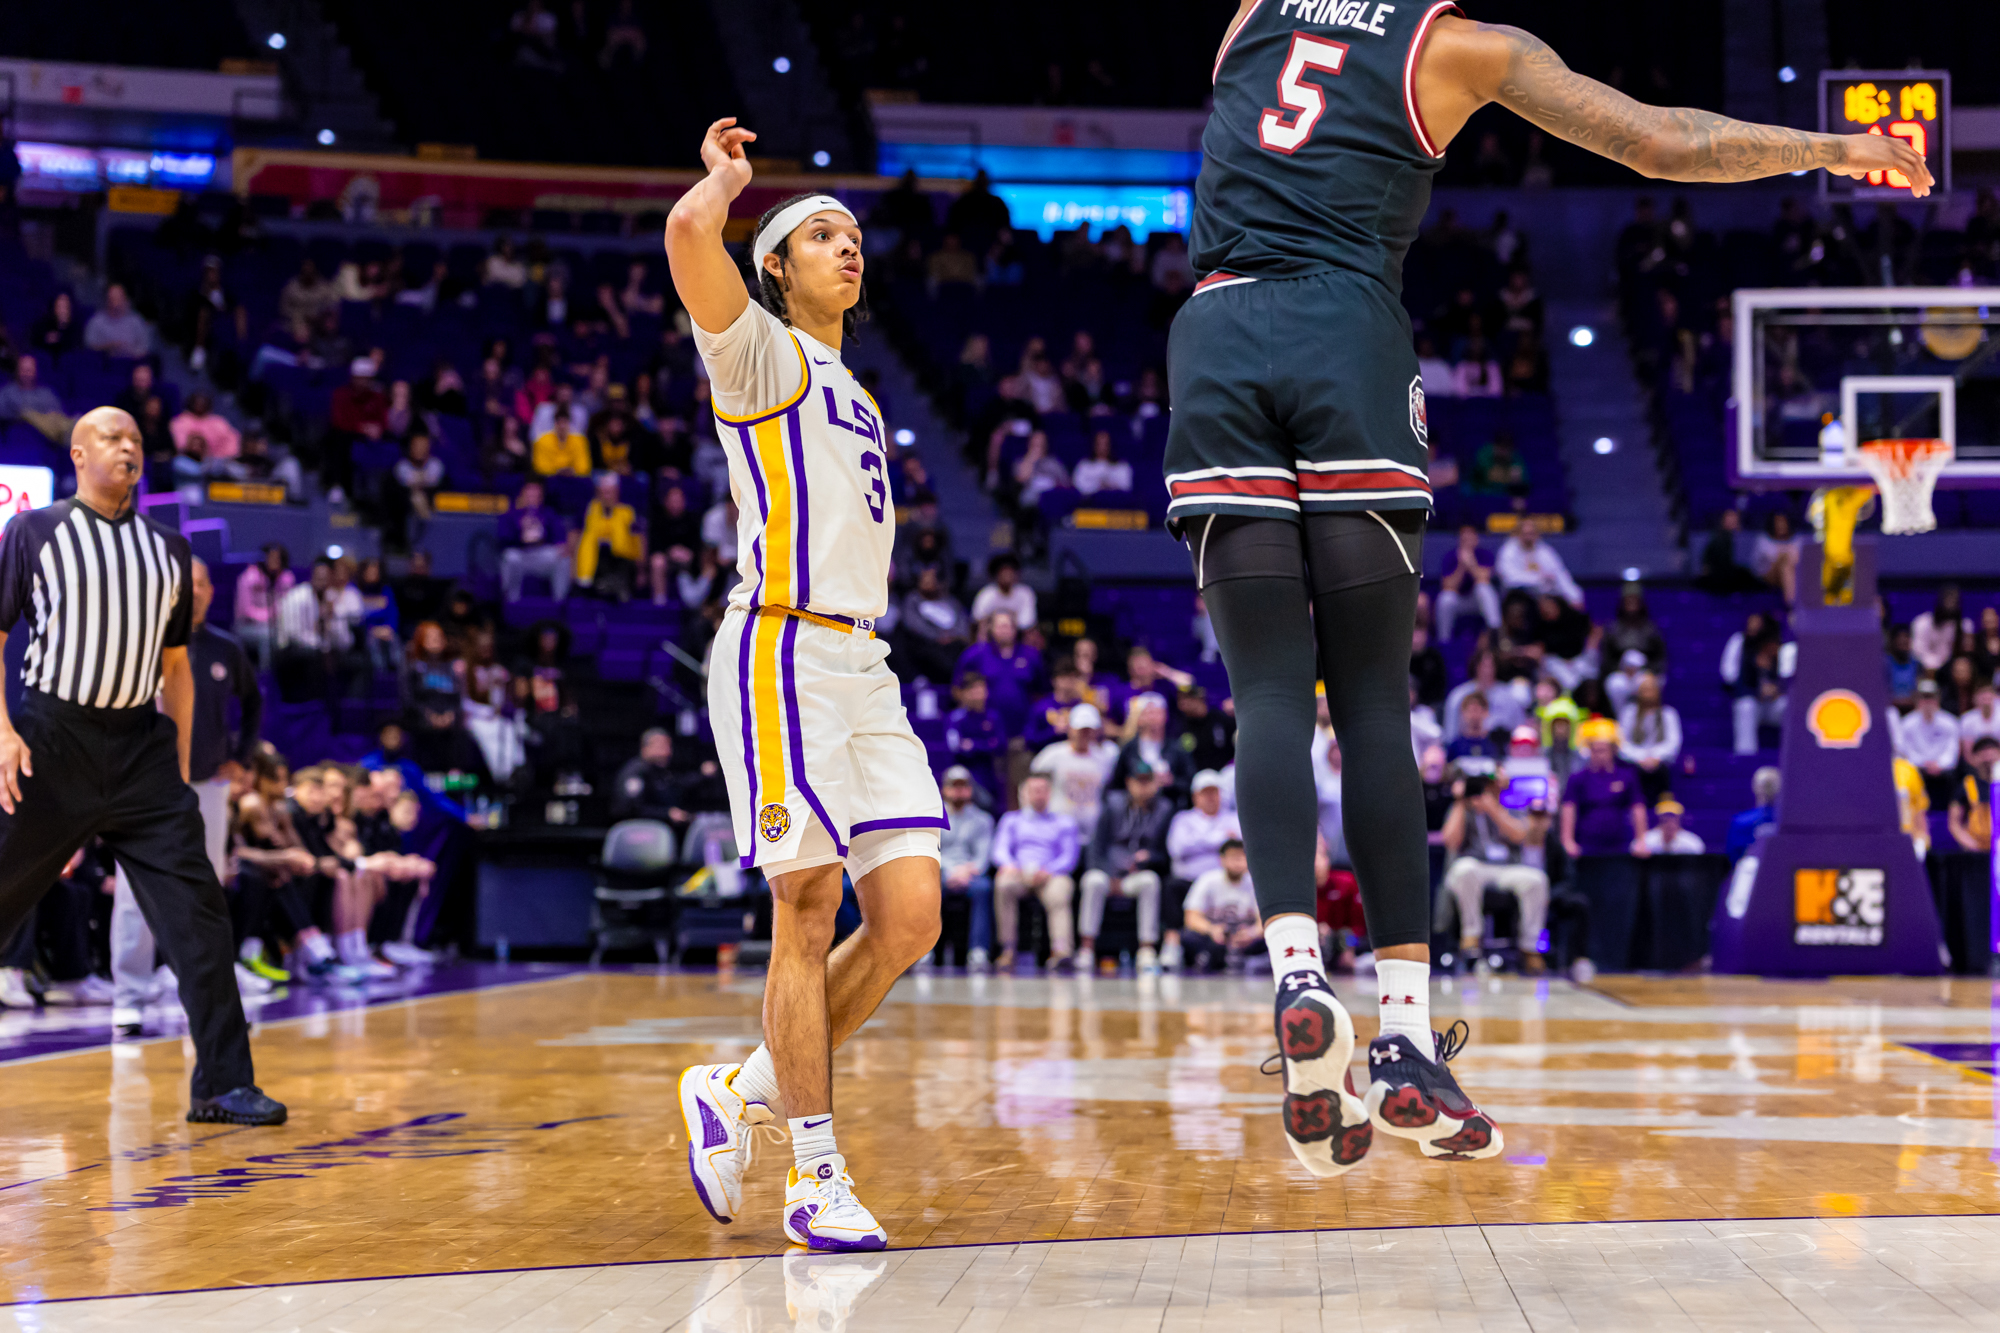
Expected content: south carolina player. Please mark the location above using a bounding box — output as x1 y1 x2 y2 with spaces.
667 117 946 1252
1174 3 1932 1178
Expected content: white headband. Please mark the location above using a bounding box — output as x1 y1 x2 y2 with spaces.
753 194 855 268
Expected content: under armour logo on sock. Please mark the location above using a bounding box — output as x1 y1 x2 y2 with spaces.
1282 946 1318 959
1380 995 1418 1006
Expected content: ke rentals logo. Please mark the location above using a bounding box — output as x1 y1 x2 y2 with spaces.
1793 868 1886 946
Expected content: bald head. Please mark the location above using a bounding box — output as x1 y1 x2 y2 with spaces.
70 407 144 516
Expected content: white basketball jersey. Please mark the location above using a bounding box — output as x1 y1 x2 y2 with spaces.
694 303 893 622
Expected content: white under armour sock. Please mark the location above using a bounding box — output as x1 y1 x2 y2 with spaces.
1374 959 1433 1045
733 1045 781 1111
1264 915 1327 989
790 1114 839 1178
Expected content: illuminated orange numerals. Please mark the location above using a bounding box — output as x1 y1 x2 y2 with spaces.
1861 121 1927 188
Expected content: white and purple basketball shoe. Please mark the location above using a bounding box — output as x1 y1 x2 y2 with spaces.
679 1062 774 1223
782 1156 888 1252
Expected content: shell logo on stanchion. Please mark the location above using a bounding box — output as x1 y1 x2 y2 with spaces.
1805 689 1871 749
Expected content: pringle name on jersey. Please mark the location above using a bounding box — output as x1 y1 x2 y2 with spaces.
1277 0 1396 34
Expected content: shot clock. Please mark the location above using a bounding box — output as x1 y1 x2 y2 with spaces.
1820 70 1950 200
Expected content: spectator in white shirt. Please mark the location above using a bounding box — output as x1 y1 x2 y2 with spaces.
1495 516 1582 607
969 553 1037 631
1434 524 1500 639
1032 704 1120 833
1959 681 2000 763
1181 839 1263 972
701 496 739 565
1415 335 1455 398
1911 585 1970 674
1163 769 1240 971
529 382 589 441
1618 673 1682 802
1409 679 1442 760
1897 679 1962 808
1443 649 1527 742
82 284 152 359
1640 799 1705 854
1604 649 1652 715
1073 430 1134 497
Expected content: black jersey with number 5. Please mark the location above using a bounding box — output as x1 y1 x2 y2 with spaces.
1191 0 1459 290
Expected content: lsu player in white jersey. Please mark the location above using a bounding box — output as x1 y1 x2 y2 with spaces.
666 116 946 1253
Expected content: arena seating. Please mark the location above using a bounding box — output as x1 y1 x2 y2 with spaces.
0 1 255 70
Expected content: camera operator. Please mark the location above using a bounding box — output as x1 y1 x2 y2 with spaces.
1438 757 1550 975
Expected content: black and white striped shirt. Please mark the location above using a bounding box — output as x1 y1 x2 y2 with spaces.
0 500 193 709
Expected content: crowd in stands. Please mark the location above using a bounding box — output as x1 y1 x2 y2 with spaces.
862 177 1560 542
2 177 1997 999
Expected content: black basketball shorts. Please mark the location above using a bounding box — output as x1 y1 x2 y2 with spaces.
1164 267 1433 536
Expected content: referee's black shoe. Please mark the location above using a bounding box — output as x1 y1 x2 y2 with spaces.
187 1086 289 1126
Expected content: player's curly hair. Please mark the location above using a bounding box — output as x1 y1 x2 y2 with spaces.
754 191 868 340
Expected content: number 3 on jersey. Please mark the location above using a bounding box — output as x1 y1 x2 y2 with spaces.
1259 34 1348 154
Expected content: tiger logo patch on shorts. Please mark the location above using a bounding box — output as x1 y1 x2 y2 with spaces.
757 803 792 843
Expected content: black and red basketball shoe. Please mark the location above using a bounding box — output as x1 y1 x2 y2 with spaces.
1269 970 1372 1176
1361 1020 1504 1160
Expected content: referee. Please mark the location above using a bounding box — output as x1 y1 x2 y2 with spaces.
0 407 285 1126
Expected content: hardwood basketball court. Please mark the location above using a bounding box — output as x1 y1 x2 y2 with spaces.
3 967 1998 1329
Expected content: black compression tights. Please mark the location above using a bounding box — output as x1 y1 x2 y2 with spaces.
1202 543 1431 949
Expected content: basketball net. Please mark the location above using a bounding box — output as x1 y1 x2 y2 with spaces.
1856 438 1952 536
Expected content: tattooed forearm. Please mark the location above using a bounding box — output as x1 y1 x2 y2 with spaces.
1486 25 1846 181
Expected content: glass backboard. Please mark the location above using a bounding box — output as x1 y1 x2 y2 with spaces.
1732 287 2000 488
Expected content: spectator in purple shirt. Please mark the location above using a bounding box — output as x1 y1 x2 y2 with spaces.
1560 716 1650 969
992 772 1079 971
944 670 1007 801
956 609 1044 736
499 478 574 601
1024 656 1091 751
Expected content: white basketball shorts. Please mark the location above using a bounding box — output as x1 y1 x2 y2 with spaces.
709 607 945 877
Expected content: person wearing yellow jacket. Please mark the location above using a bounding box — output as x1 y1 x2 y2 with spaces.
532 419 591 477
576 472 645 595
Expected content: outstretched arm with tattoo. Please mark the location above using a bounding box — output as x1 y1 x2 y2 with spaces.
1415 18 1933 195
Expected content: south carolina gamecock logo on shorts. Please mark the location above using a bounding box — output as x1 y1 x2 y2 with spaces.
757 802 792 843
1408 374 1428 447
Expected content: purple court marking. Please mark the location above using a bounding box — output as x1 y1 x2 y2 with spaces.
9 1210 2000 1309
0 963 589 1066
1506 1155 1548 1166
1896 1041 1999 1075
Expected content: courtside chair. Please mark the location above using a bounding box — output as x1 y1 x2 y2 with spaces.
591 819 678 964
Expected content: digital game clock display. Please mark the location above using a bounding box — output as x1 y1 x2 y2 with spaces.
1820 70 1951 200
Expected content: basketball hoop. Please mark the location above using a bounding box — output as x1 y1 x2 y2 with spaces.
1856 438 1952 535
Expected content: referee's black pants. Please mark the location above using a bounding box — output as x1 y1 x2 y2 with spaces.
0 692 255 1098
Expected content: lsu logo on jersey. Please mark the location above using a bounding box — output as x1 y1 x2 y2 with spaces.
758 802 793 843
1408 374 1428 447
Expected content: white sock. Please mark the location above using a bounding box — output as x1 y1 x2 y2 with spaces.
239 937 264 963
302 933 336 963
339 930 370 965
733 1045 781 1111
789 1114 839 1179
1264 915 1327 989
1375 959 1433 1046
